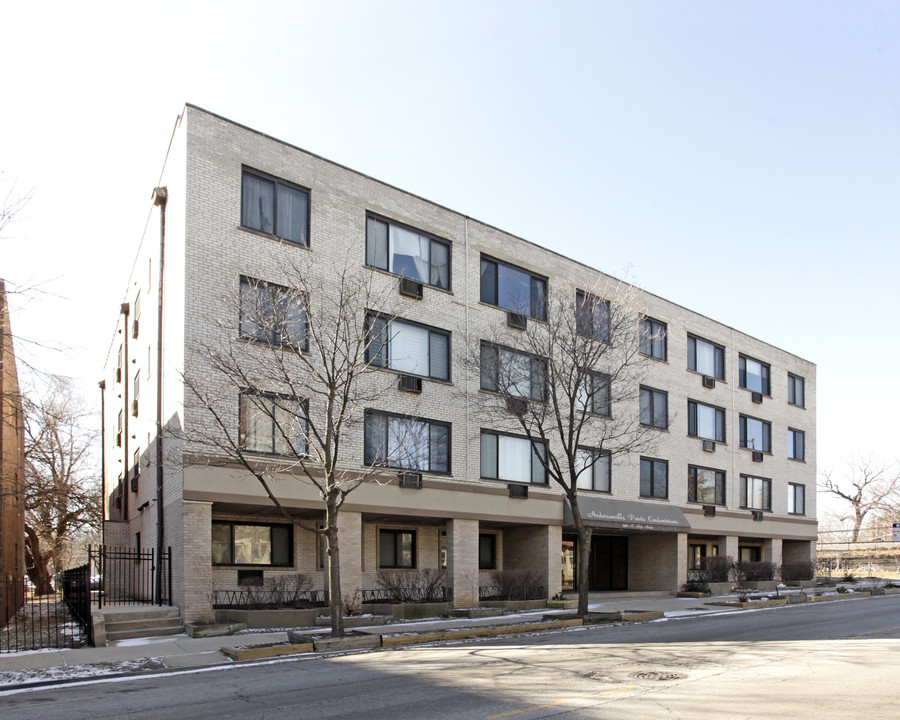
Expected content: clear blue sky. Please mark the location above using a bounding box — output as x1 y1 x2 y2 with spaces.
1 1 898 499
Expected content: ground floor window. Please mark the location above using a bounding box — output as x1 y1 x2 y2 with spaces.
739 546 762 563
212 521 293 566
689 544 707 570
379 529 416 569
479 533 497 570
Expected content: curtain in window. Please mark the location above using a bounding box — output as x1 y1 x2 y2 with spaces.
696 341 716 376
366 315 388 366
241 396 269 452
390 322 429 375
498 264 530 314
242 175 274 234
575 449 594 490
499 435 531 483
390 225 429 283
273 399 306 456
367 218 389 269
234 525 272 565
388 417 429 470
480 433 498 478
430 424 449 473
430 241 450 289
502 349 532 399
277 184 307 244
429 332 449 380
364 412 387 465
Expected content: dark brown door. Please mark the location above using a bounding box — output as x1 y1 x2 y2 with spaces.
589 535 628 591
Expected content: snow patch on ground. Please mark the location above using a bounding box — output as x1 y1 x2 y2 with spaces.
0 658 166 688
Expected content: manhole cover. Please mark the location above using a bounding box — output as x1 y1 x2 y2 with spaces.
631 671 684 681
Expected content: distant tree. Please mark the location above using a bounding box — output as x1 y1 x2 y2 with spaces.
184 259 421 636
23 376 101 594
465 278 660 615
819 457 900 543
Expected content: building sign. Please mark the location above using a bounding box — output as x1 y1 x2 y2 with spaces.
893 523 900 543
565 497 690 532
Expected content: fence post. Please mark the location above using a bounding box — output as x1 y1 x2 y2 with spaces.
167 547 173 606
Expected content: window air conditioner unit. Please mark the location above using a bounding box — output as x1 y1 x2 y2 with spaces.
703 505 716 517
114 496 122 509
508 483 528 498
752 451 764 463
132 399 139 417
506 397 528 415
507 311 527 330
751 391 763 404
702 440 716 453
398 471 423 489
116 432 122 447
130 476 138 493
132 320 139 339
399 277 423 299
751 510 764 521
116 368 122 383
702 375 716 389
398 374 422 394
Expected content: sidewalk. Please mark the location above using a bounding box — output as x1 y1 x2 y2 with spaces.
0 589 829 688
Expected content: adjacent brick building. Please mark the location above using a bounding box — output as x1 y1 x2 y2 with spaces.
101 105 817 623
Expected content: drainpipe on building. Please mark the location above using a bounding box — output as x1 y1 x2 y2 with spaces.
152 186 167 606
98 380 106 550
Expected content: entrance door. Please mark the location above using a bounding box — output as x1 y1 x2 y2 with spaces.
589 536 628 591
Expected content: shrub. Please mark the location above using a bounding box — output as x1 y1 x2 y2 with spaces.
343 589 362 616
485 569 545 600
780 561 815 583
375 569 448 603
701 555 733 583
841 571 856 583
739 561 776 581
682 579 710 594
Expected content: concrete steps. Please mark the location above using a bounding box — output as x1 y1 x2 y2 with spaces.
99 606 184 642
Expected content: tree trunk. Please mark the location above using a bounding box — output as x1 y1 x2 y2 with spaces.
24 525 54 595
569 496 592 616
325 496 345 637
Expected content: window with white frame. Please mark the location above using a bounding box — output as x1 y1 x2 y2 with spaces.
788 428 805 461
688 400 725 442
365 313 450 381
578 368 611 417
688 466 726 505
740 475 771 511
212 521 293 566
241 168 310 246
640 317 667 361
366 215 450 289
788 373 805 407
640 387 668 429
575 290 609 341
739 354 770 395
479 256 546 320
687 335 725 380
239 392 308 456
480 343 546 401
240 277 308 349
640 457 668 499
740 415 771 453
480 431 547 484
788 483 806 515
364 411 450 473
576 448 611 492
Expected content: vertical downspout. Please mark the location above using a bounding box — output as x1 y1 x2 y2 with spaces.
121 303 130 521
98 380 106 549
463 218 470 479
152 186 168 606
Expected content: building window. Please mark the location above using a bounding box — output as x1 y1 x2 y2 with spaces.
576 448 611 493
788 373 805 407
117 345 123 382
687 335 725 380
132 448 141 482
740 475 771 511
688 466 725 505
479 534 497 570
365 313 450 381
788 483 806 515
364 411 450 473
640 457 668 499
739 355 770 395
689 544 707 571
480 431 547 485
379 529 416 569
480 343 546 401
578 369 611 417
640 387 668 429
575 290 609 341
639 317 667 361
688 400 725 443
739 415 771 453
212 521 293 566
240 277 308 350
479 256 546 320
239 393 308 456
133 292 141 338
366 215 450 290
241 168 310 246
133 372 140 416
788 428 805 461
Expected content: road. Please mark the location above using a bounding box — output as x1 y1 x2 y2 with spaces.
3 595 899 719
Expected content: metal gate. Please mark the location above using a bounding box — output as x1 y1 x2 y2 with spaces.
91 545 172 608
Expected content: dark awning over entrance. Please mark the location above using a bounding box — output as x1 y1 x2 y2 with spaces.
565 497 690 532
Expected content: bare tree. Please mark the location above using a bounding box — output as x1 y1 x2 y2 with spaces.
0 171 32 239
23 376 101 594
819 457 900 543
466 279 660 615
184 259 416 636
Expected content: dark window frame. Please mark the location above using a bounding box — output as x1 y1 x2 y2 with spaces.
479 429 548 485
211 520 294 567
239 276 309 351
365 213 451 291
640 457 669 499
575 446 612 493
639 317 668 361
640 386 668 429
788 427 805 461
363 409 451 474
739 414 772 453
579 368 611 417
479 255 547 320
480 342 547 402
788 483 806 515
241 167 311 247
687 334 725 380
739 354 771 396
365 311 451 382
788 373 805 408
688 399 726 443
478 533 497 570
575 289 610 342
378 528 417 569
688 465 726 505
239 391 308 457
740 475 772 511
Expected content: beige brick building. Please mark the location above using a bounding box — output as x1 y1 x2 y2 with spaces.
101 105 816 623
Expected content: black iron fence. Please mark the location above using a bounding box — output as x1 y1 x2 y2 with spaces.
213 588 324 609
92 545 171 608
478 584 546 601
61 563 93 645
361 586 451 604
1 578 88 653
